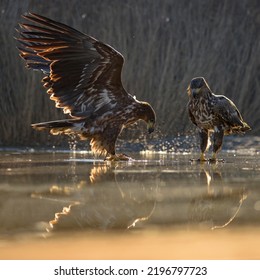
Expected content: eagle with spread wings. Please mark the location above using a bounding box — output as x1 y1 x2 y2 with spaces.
188 77 250 161
16 13 156 160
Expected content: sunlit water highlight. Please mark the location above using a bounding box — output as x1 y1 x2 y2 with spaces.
0 136 260 259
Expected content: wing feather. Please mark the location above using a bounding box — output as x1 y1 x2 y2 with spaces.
16 13 129 118
213 95 244 127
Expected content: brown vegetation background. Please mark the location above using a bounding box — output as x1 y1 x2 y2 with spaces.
0 0 259 147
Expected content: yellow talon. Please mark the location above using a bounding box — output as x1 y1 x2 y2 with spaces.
210 152 217 162
105 154 132 161
199 153 207 161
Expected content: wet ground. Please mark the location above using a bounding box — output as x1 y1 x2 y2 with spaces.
0 143 260 259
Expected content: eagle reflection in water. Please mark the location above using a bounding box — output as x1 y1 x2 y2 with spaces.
188 163 247 230
46 163 157 231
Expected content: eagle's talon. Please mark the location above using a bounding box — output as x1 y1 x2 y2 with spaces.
198 153 207 162
209 152 225 163
189 158 207 163
105 154 132 161
190 153 208 162
197 158 208 162
209 158 224 163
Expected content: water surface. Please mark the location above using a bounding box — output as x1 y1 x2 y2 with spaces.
0 148 260 259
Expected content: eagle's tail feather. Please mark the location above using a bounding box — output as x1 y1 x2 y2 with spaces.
31 119 84 135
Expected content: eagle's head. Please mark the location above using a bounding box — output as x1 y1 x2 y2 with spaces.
137 102 156 134
187 77 212 99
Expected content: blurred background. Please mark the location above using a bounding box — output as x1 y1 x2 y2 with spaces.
0 0 259 147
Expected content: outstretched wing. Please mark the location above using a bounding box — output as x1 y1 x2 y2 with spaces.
16 13 129 118
213 95 245 127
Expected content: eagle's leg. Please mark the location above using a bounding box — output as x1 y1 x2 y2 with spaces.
198 129 209 161
102 132 130 161
211 127 224 162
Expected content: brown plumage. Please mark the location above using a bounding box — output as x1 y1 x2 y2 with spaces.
187 77 250 161
16 13 156 160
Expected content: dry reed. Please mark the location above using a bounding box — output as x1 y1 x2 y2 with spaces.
0 0 259 147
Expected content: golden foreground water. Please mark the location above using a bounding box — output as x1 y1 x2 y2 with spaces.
0 150 260 259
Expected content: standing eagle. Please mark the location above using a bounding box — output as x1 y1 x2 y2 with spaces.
187 77 250 161
16 13 156 160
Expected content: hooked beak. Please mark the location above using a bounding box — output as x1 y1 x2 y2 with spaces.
147 121 155 134
187 85 191 95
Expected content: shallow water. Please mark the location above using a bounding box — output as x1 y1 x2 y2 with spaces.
0 148 260 259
